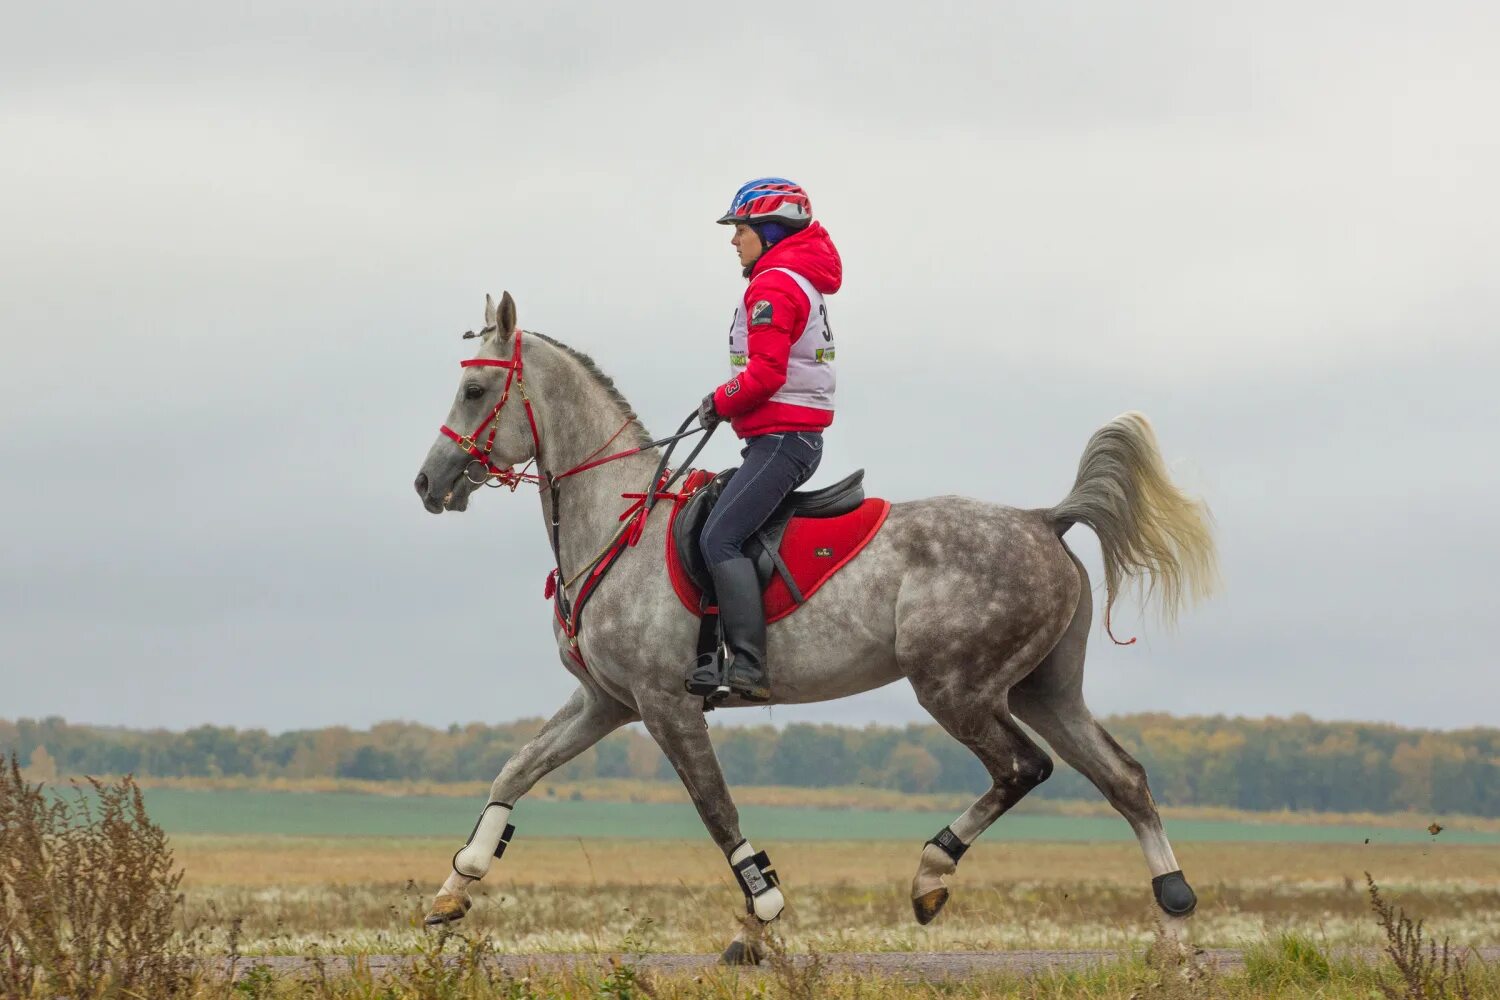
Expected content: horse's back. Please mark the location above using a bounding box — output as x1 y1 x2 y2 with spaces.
878 496 1081 672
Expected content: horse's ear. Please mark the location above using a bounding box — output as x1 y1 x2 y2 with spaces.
484 293 497 329
497 291 517 339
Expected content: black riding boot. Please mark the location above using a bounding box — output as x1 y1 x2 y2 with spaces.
711 557 770 702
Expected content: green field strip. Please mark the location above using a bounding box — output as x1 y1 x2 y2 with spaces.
126 789 1500 844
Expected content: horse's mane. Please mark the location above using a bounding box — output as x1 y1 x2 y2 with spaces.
528 331 655 449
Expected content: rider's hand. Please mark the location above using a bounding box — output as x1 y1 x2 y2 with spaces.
697 393 723 431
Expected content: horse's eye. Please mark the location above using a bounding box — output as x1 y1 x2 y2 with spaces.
464 383 484 400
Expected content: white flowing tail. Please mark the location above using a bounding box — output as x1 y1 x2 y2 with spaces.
1049 412 1219 632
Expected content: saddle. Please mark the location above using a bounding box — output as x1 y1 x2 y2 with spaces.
665 466 891 634
673 468 868 604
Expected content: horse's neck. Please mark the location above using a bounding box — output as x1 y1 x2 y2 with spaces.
529 350 660 583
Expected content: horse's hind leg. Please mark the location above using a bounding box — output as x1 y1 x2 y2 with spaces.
425 685 636 924
1011 578 1198 932
904 654 1058 925
636 694 781 966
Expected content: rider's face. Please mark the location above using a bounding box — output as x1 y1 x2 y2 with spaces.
731 223 763 269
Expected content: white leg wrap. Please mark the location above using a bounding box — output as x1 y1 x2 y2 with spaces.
730 840 785 923
452 802 513 879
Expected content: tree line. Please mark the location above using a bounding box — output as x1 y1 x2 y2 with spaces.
3 713 1497 816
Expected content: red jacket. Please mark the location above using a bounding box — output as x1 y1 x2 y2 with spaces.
712 222 842 437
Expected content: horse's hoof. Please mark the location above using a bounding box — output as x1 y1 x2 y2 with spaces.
721 939 764 965
423 892 472 925
912 887 949 925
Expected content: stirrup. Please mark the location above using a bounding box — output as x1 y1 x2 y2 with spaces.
684 651 723 698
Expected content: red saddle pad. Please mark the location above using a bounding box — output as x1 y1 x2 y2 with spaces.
666 469 891 623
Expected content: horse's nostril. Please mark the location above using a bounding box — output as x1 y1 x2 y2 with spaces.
414 473 429 495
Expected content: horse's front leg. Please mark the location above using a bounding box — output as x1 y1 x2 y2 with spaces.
638 695 784 966
425 685 636 924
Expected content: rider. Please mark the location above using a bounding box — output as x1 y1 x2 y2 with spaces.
688 178 842 702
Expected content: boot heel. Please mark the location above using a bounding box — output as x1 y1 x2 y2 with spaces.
731 680 771 703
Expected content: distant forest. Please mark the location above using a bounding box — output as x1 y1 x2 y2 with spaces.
4 714 1498 817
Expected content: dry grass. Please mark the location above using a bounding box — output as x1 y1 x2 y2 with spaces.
183 879 1500 957
100 949 1500 1000
168 837 1500 957
173 836 1500 888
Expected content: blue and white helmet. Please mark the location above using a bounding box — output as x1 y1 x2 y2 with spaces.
716 177 813 228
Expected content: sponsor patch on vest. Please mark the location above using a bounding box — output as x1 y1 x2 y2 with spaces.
750 300 774 326
729 353 747 367
815 547 833 558
814 348 835 363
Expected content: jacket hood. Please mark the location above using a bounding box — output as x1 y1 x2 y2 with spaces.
749 221 842 294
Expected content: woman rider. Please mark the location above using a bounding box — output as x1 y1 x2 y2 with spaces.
687 178 842 702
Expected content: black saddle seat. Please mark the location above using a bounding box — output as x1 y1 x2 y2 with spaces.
779 469 867 518
674 469 866 603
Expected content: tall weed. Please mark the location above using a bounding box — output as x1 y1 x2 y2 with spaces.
1366 872 1475 1000
0 753 193 997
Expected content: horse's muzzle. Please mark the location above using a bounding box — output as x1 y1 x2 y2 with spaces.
414 472 449 514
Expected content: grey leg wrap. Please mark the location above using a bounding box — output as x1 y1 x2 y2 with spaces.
1152 869 1198 916
927 825 969 865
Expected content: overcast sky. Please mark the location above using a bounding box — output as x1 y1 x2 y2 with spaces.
2 2 1496 735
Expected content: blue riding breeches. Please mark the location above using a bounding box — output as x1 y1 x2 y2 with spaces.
699 431 824 567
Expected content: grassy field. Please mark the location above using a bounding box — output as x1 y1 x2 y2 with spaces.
15 784 1500 997
148 834 1500 997
173 835 1500 958
132 786 1500 844
132 775 1500 833
131 787 1500 963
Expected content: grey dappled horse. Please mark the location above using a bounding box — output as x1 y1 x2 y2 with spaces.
412 292 1218 963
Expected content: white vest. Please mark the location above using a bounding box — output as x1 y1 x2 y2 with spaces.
728 267 836 411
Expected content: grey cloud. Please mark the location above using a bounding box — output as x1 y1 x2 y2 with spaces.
2 2 1496 733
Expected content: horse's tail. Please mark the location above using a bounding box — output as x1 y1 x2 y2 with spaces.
1047 412 1219 634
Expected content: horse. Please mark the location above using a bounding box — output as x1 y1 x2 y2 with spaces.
411 291 1219 964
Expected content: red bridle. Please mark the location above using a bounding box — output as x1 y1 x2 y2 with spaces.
438 327 544 489
438 327 646 490
435 326 716 670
